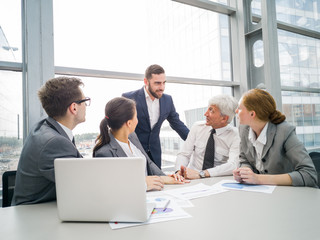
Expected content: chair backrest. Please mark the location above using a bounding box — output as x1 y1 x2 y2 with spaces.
2 170 17 208
309 152 320 188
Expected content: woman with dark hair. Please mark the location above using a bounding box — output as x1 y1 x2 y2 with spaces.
93 97 188 191
233 89 317 187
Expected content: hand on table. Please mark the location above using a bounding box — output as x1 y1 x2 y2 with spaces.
161 175 190 185
233 167 260 184
146 176 164 191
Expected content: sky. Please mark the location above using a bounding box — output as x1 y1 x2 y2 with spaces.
0 0 21 60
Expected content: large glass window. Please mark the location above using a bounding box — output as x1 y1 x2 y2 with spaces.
277 1 320 152
252 0 320 33
0 71 23 187
282 91 320 151
276 0 320 32
54 0 235 171
0 0 22 192
53 0 231 81
278 30 320 88
0 0 22 62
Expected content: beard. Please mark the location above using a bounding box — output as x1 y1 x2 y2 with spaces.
148 83 163 99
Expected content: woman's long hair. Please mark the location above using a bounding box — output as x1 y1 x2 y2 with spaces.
93 97 136 156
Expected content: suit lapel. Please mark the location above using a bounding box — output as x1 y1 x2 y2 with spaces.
129 132 152 174
45 117 70 140
156 96 165 127
261 123 276 159
128 133 141 149
108 131 127 157
129 133 148 159
242 126 256 159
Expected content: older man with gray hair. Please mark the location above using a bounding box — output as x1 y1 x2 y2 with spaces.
175 94 240 179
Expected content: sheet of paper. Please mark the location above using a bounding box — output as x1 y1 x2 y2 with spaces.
215 179 276 194
109 199 191 230
146 191 194 208
164 183 227 200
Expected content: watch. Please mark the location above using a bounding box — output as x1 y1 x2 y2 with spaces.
199 170 206 178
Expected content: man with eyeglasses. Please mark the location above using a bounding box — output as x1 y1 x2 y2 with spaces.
13 77 89 205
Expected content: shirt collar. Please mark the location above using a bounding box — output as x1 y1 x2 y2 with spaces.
144 86 151 100
249 122 268 145
211 124 231 136
144 86 159 103
57 121 74 142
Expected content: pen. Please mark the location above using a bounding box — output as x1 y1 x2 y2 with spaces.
163 200 170 212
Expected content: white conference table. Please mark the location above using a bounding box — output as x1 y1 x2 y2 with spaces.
1 176 320 240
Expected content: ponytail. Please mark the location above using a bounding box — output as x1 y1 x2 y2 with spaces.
92 118 110 156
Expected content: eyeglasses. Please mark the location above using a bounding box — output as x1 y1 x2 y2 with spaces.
74 97 91 106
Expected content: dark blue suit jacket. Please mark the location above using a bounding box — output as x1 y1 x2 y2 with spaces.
122 87 189 168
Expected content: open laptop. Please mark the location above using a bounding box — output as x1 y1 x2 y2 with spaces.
54 157 155 222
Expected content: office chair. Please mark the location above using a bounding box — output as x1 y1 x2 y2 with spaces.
309 152 320 188
2 170 17 207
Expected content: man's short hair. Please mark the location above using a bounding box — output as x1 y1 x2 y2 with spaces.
38 76 84 118
208 94 238 123
145 64 165 81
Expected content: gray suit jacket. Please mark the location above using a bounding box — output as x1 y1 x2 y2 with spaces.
239 122 318 188
13 117 82 205
94 131 165 176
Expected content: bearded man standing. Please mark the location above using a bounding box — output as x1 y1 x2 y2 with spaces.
122 64 189 169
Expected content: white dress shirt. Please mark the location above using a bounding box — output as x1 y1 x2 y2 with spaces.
248 122 268 172
116 139 148 176
175 121 240 177
57 121 74 142
144 86 160 129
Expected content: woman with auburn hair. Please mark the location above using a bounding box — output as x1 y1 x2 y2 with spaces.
93 97 189 191
233 89 317 188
